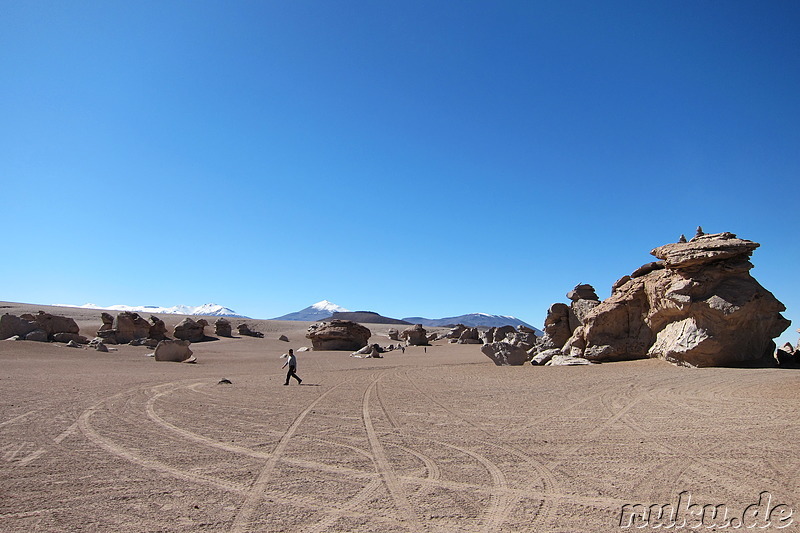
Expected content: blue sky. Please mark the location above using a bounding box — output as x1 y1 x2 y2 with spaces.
1 1 798 344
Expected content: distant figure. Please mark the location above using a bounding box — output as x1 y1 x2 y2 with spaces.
401 345 405 354
424 347 427 353
679 234 687 243
282 349 302 386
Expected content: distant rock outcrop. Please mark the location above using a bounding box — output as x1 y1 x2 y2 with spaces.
98 311 151 344
214 318 232 337
173 318 208 343
399 324 429 346
1 311 82 343
237 324 264 338
306 320 371 351
562 232 789 367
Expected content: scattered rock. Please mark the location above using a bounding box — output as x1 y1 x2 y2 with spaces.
237 324 264 338
306 320 371 351
531 349 560 366
154 339 194 362
481 342 529 366
65 340 81 348
214 318 232 337
399 324 429 346
297 347 310 352
545 355 593 366
52 332 89 344
149 316 168 341
278 335 289 342
387 328 400 341
94 342 109 353
173 318 207 343
218 378 232 385
25 329 48 342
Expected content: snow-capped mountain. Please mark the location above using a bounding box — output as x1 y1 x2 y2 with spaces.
402 313 541 332
271 300 349 321
56 303 248 318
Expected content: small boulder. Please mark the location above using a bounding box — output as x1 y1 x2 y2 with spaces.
278 335 290 342
154 339 194 362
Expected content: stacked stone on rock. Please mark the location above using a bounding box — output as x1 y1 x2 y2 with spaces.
306 320 371 351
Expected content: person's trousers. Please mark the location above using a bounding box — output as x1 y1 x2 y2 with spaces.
285 366 301 384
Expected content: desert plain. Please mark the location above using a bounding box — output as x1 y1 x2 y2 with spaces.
1 301 798 532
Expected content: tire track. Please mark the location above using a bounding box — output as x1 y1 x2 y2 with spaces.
402 368 559 530
229 379 345 533
362 371 424 531
77 387 248 495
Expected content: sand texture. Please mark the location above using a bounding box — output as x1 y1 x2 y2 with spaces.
1 302 798 532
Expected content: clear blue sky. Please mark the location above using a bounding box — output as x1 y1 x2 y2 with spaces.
1 1 798 344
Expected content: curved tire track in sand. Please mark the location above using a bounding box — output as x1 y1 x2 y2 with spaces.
401 368 560 531
77 385 249 495
229 380 346 533
362 371 425 531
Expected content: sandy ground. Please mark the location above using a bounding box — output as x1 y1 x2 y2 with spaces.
1 302 798 532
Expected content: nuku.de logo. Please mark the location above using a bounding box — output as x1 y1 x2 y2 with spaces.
619 491 794 529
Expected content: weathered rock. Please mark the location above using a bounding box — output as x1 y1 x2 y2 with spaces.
481 342 529 366
98 312 151 344
545 354 593 366
154 339 194 362
237 324 264 338
278 335 289 342
94 342 109 352
518 325 537 335
214 318 232 337
567 284 599 302
2 311 80 342
66 340 81 348
399 324 429 346
173 318 206 342
447 325 468 339
149 316 168 341
21 311 80 339
387 328 400 341
458 327 480 344
542 303 572 348
569 232 790 367
306 320 371 351
25 329 48 342
531 348 561 365
569 299 601 332
427 333 438 343
297 346 310 352
52 332 89 344
483 325 516 345
0 314 41 340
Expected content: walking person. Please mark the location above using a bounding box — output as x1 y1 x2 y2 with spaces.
282 348 302 385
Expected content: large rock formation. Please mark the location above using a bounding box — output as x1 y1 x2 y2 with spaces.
98 312 151 344
399 324 429 346
306 320 371 351
237 323 264 337
1 311 82 343
563 232 789 367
